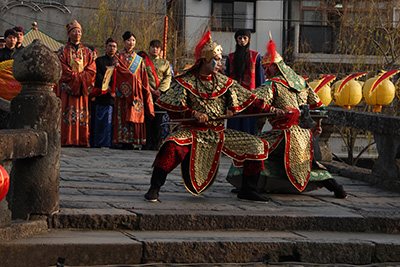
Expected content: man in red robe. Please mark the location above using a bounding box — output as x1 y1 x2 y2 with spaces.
57 20 96 146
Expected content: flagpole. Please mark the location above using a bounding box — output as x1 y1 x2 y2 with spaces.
163 16 168 59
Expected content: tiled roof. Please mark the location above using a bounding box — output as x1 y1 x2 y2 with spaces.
22 28 65 51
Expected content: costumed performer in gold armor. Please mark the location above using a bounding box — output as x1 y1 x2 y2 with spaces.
144 31 280 203
227 38 348 198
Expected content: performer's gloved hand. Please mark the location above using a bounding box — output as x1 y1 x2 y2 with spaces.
226 108 234 117
193 111 209 123
311 119 322 136
274 108 286 117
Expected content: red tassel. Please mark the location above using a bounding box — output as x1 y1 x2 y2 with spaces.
266 39 276 66
284 107 300 127
195 31 211 63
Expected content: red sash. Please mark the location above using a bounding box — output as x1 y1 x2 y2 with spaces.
142 53 160 89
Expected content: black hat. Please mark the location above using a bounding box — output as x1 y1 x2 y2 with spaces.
234 29 251 40
0 37 5 43
4 29 18 38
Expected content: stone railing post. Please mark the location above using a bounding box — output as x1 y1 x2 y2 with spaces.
372 133 400 181
9 39 62 219
324 107 400 185
315 123 335 162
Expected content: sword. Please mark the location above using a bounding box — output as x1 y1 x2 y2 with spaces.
170 111 327 123
171 112 276 123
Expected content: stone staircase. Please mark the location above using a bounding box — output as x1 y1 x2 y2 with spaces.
1 40 399 267
1 148 399 266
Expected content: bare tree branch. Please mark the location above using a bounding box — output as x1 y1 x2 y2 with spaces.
354 141 376 166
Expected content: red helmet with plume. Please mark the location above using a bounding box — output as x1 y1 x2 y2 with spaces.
194 30 223 64
261 31 281 66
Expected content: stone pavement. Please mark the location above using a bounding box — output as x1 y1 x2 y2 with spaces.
1 147 400 267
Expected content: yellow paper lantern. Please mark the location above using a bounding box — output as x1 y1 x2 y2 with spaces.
332 79 363 109
310 80 331 106
309 75 335 107
363 73 397 112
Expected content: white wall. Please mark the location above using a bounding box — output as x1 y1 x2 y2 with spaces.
0 0 285 59
184 0 284 58
255 0 284 56
185 0 211 58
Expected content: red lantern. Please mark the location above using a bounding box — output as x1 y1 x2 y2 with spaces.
0 165 9 202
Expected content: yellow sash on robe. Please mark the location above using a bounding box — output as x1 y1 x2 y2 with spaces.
102 66 115 92
70 48 84 73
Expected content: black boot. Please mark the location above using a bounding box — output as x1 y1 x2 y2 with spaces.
237 173 269 203
144 167 168 202
231 188 240 194
320 179 348 199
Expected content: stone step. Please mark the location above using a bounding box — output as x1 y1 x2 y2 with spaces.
0 220 48 242
49 208 400 234
1 229 399 266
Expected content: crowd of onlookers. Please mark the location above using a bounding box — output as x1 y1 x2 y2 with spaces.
0 21 172 151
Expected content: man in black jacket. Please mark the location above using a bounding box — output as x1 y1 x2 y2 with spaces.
0 29 18 62
0 37 5 49
91 37 118 148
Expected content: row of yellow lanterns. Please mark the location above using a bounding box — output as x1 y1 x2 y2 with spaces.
1 58 398 113
309 70 400 112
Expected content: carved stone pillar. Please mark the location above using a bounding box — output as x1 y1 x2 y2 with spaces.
9 39 62 219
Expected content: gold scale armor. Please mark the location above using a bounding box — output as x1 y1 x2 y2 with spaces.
156 70 271 195
227 58 332 193
255 73 324 191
